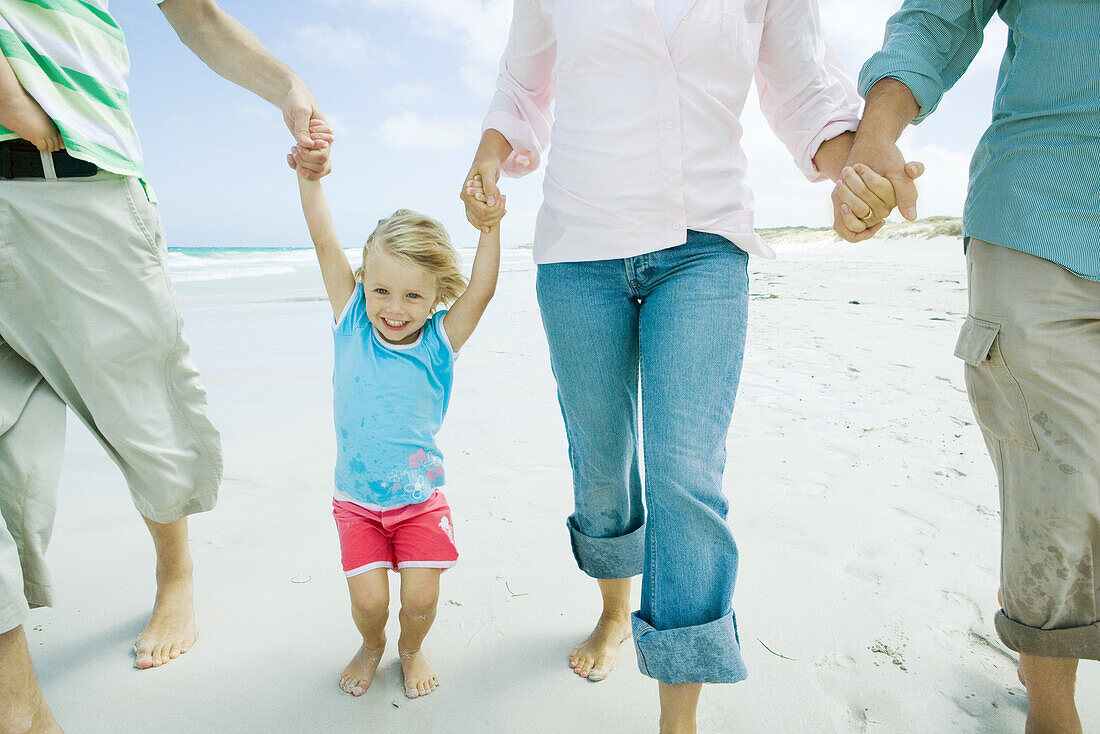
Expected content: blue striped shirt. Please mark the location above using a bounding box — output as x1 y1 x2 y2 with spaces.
860 0 1100 281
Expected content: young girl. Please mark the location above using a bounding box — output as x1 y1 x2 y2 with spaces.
291 120 502 699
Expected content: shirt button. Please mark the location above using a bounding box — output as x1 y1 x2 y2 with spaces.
682 12 691 20
661 66 671 76
672 222 682 230
668 175 678 184
664 120 674 130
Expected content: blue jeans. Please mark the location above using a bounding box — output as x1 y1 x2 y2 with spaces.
536 231 749 685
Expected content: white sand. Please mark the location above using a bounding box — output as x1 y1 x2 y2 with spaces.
27 226 1098 733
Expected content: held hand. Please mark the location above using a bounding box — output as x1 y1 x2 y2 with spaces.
460 157 505 233
282 86 332 179
22 116 64 153
7 97 64 152
832 144 924 242
287 118 334 179
469 175 506 231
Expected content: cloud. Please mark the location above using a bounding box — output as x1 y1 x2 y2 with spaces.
377 111 477 151
365 0 512 64
291 22 390 66
382 82 436 107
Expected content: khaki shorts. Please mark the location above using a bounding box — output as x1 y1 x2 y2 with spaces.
0 170 221 632
956 238 1100 660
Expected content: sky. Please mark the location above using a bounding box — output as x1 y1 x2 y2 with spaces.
112 0 1010 248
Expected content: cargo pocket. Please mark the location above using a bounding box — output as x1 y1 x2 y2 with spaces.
954 316 1038 451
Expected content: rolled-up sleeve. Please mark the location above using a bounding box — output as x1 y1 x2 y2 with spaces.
858 0 1002 124
754 0 861 182
482 0 556 177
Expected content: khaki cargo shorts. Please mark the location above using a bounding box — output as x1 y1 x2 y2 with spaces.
0 170 221 632
956 238 1100 660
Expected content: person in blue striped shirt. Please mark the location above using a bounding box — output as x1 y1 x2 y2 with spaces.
832 2 1099 732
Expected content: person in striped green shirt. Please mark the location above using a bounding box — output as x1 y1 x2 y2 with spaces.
0 2 331 732
832 2 1099 732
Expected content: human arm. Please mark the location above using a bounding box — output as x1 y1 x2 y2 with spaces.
832 79 924 239
753 0 861 182
293 123 354 318
0 57 63 152
444 187 502 352
834 0 1001 241
157 0 331 178
460 0 555 231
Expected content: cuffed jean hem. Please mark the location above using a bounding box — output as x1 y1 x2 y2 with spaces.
631 609 747 684
0 598 29 634
995 610 1100 660
567 515 644 579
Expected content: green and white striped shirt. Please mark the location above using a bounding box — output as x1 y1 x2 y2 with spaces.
0 0 159 190
860 0 1100 281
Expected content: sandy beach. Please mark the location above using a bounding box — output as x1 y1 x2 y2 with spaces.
26 222 1098 733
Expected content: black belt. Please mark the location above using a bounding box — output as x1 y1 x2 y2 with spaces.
0 139 99 179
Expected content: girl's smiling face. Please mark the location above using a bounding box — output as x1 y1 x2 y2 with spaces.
362 251 440 345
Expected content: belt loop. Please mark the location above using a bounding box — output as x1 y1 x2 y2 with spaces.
40 151 58 180
0 147 10 179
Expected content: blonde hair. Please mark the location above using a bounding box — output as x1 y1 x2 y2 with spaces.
354 209 467 310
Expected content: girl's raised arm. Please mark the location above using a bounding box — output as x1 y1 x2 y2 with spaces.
295 171 355 319
443 220 501 352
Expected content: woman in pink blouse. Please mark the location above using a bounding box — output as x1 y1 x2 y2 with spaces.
462 1 872 729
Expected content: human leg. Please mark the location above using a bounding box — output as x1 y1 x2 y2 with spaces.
396 568 441 698
0 175 222 668
342 569 390 697
631 233 750 693
658 682 702 734
1018 655 1081 734
0 346 65 733
0 625 61 734
958 239 1100 730
536 259 645 680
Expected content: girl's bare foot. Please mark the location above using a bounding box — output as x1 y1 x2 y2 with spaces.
399 649 439 698
569 611 632 682
340 641 385 696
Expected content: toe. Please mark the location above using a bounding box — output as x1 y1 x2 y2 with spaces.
134 642 153 670
169 642 182 660
405 687 419 699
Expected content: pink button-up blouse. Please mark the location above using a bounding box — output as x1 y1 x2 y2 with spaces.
483 0 861 263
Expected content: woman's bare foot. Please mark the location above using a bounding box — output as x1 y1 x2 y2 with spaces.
400 649 439 698
569 611 632 682
133 571 196 669
340 641 385 696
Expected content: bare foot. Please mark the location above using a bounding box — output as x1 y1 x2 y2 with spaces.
340 642 385 696
0 626 64 733
569 612 632 682
399 649 439 698
1 691 63 734
134 573 196 670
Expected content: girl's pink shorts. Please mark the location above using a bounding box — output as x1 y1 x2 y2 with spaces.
333 491 458 577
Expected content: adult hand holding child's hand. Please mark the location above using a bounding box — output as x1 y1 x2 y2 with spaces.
461 129 511 233
287 118 335 179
